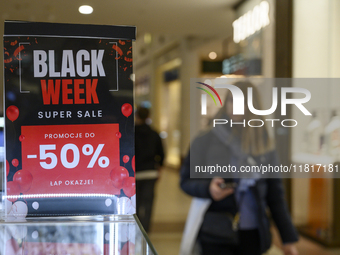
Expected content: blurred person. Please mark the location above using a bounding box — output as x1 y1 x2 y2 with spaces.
135 106 165 232
180 81 299 255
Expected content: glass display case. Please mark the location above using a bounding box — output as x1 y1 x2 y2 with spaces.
0 213 158 255
1 20 150 255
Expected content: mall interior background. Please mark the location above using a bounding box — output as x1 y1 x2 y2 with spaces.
1 0 340 254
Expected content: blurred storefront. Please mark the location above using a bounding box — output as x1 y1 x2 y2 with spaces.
197 0 293 172
133 0 340 250
134 0 340 247
291 0 340 247
229 0 340 248
223 0 275 78
196 0 277 132
134 0 280 169
134 35 200 168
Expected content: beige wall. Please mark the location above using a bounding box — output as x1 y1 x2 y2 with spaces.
293 0 340 78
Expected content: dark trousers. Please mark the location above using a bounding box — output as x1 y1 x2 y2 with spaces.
136 179 157 233
199 229 262 255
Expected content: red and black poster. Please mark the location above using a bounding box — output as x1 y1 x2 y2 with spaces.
3 21 136 217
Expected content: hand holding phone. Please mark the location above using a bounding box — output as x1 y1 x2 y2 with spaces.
209 178 235 201
219 182 238 189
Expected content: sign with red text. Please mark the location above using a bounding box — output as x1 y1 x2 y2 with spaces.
3 21 136 217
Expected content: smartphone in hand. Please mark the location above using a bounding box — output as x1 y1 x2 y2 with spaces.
219 182 238 189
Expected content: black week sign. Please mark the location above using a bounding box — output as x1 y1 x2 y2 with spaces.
4 21 136 217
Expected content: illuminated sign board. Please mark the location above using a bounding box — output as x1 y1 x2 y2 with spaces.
232 1 270 43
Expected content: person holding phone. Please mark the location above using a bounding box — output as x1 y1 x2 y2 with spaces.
180 81 299 255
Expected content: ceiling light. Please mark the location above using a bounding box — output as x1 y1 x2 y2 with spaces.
79 5 93 15
209 52 217 60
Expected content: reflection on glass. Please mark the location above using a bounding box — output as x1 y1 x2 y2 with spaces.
0 215 157 255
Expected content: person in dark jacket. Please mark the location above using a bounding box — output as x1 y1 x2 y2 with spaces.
135 106 165 232
180 81 299 255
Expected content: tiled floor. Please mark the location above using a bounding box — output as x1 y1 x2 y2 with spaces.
148 168 340 255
